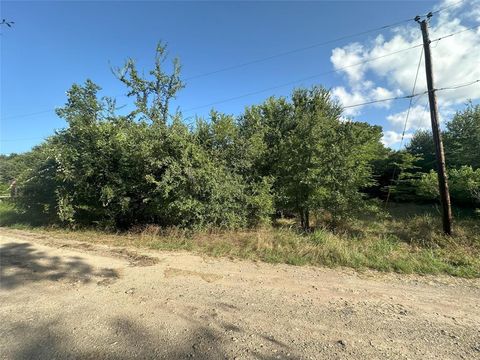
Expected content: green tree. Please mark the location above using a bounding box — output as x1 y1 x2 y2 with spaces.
241 87 382 229
415 166 480 206
407 130 436 172
12 45 392 230
407 103 480 171
113 42 184 125
388 151 422 202
444 103 480 169
14 144 60 223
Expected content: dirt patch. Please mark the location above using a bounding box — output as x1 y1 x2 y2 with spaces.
110 248 159 267
1 228 480 359
164 267 222 283
1 229 160 268
0 240 121 290
96 277 119 287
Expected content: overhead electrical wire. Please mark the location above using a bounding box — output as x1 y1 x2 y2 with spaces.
338 79 479 110
385 47 425 206
437 78 480 90
2 27 477 123
182 24 478 114
3 79 478 143
1 42 425 121
0 135 51 143
1 11 478 121
399 48 424 145
334 92 427 110
183 18 414 81
184 0 469 81
183 45 428 112
430 23 480 41
3 109 56 120
431 0 467 15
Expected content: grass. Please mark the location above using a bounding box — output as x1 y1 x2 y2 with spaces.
1 200 479 278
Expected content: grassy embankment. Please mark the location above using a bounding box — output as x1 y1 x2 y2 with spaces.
1 201 479 277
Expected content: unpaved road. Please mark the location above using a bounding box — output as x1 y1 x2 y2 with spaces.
1 228 479 360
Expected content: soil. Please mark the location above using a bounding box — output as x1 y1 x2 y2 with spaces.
1 228 479 359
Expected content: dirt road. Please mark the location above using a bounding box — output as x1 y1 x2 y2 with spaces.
1 228 479 359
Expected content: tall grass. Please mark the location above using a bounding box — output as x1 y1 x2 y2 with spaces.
1 201 479 277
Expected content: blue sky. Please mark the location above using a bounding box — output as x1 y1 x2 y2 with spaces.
1 0 479 154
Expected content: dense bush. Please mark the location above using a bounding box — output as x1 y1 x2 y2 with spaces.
238 88 383 228
387 103 480 206
5 44 382 230
4 43 478 230
407 103 480 172
415 166 480 206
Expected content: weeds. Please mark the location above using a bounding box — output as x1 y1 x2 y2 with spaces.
1 201 479 277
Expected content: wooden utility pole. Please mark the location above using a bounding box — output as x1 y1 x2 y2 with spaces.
416 14 452 235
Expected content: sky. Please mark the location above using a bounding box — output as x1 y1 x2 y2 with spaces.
1 0 479 154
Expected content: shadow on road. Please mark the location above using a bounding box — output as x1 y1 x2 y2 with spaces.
7 313 298 359
0 242 119 290
9 316 228 360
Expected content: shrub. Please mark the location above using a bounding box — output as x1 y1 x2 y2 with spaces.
415 166 480 206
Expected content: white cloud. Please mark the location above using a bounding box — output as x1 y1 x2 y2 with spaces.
331 86 366 115
370 86 397 108
331 84 397 115
470 6 480 21
330 43 367 85
386 103 432 132
381 130 413 147
330 0 480 116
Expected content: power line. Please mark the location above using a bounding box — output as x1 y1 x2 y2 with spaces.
181 25 478 113
183 0 469 81
431 0 467 15
184 44 425 112
385 47 424 206
430 23 480 42
3 43 424 121
0 136 49 142
183 18 414 81
437 78 480 91
400 48 424 143
343 92 427 110
2 21 478 121
3 109 55 120
2 79 477 143
340 78 479 109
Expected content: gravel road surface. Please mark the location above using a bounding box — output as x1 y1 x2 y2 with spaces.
1 228 479 359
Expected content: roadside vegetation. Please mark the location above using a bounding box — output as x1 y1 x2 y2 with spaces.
1 43 479 277
1 201 479 277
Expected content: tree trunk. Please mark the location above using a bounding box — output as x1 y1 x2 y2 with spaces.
305 208 310 231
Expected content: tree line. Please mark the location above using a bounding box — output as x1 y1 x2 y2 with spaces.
1 44 479 230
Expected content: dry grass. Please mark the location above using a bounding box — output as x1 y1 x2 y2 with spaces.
1 201 479 277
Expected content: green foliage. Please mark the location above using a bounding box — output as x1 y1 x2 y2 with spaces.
14 144 59 223
414 171 438 200
0 148 52 188
415 166 480 206
388 152 422 201
381 104 480 205
444 103 480 169
407 102 480 171
240 87 382 228
9 42 478 233
4 203 478 277
112 42 184 124
407 130 437 171
14 44 274 229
